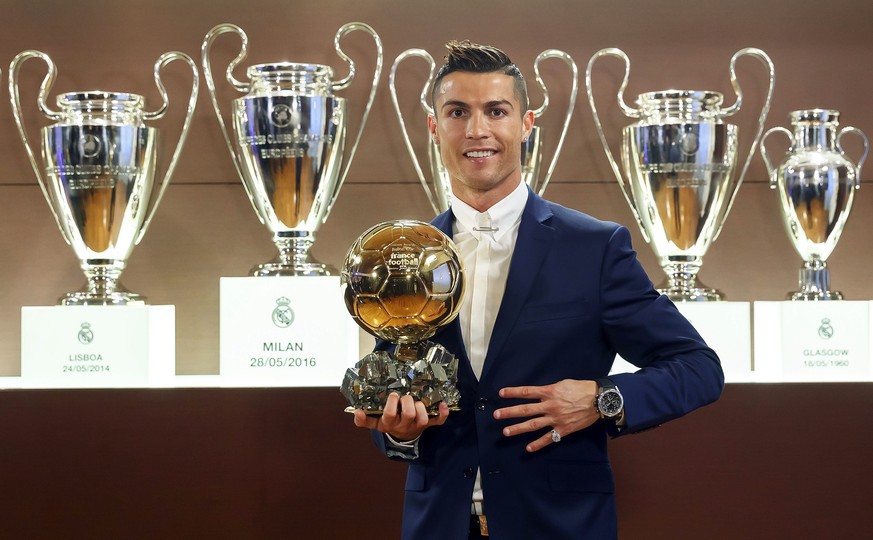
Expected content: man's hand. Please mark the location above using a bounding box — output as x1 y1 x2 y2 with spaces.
494 379 600 452
353 393 450 442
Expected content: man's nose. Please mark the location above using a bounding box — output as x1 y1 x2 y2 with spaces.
466 113 488 138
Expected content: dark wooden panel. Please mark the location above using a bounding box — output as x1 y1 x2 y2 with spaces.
0 385 870 538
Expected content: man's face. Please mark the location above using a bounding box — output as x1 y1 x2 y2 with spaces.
428 71 533 208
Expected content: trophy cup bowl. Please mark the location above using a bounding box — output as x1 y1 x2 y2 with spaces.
202 22 383 276
9 51 198 305
340 220 465 415
587 48 775 301
390 48 577 215
622 91 739 301
761 109 869 300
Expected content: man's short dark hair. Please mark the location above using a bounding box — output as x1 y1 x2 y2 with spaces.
431 40 529 113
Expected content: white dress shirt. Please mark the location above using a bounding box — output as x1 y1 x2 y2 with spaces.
450 179 528 512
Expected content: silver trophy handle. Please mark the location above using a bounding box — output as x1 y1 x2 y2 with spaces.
714 47 775 240
136 51 199 243
585 48 648 241
325 22 383 220
837 126 869 189
760 127 793 189
390 48 442 215
531 49 578 196
8 50 71 245
201 24 262 221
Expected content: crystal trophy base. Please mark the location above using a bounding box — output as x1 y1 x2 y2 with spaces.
341 341 461 416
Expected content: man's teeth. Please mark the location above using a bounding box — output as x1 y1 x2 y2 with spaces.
465 150 495 158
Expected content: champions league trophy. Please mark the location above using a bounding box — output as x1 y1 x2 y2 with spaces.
340 220 465 415
9 50 198 305
587 48 774 301
761 109 868 300
390 48 578 214
202 22 382 276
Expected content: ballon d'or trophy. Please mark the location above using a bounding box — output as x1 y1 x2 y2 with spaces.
390 48 578 214
587 48 775 301
761 109 868 300
202 22 383 275
340 220 465 415
9 50 198 305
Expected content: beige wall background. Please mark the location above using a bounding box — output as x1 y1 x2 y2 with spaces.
0 0 871 376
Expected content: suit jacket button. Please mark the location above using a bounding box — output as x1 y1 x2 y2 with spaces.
463 467 475 479
476 398 488 411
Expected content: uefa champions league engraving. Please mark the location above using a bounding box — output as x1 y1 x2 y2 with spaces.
202 22 383 276
390 48 577 214
761 109 869 300
587 48 774 301
340 220 465 415
9 50 198 305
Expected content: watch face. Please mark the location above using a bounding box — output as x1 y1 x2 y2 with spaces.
598 389 623 417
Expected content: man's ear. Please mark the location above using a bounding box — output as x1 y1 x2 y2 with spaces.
427 114 439 144
522 109 535 141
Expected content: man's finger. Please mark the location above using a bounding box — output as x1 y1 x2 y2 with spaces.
353 409 378 430
499 385 550 400
493 401 545 420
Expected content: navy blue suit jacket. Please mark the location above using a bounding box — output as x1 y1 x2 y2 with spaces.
372 190 724 539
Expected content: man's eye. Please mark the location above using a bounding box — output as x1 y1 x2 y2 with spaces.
490 109 507 117
450 109 465 118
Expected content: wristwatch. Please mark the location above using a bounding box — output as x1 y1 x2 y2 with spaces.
595 378 624 419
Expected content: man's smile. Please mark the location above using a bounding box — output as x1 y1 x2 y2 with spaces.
463 149 497 159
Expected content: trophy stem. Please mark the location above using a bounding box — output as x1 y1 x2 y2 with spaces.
657 261 724 302
790 260 843 300
62 261 145 306
252 233 338 277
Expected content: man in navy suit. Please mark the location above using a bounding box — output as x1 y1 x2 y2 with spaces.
353 40 724 539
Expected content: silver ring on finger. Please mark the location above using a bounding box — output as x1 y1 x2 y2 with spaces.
550 429 562 443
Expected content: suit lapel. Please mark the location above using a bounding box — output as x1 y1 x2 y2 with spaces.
480 192 555 381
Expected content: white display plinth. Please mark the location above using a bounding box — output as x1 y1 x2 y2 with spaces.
610 302 752 382
219 277 358 387
753 301 871 382
21 305 175 388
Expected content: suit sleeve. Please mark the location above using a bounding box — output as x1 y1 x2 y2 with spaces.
599 226 725 436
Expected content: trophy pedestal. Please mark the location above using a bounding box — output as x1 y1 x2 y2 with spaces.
252 237 338 277
657 282 725 302
251 260 338 277
219 276 358 386
657 266 724 302
788 262 843 301
753 301 872 382
60 279 146 306
20 305 175 388
611 302 752 382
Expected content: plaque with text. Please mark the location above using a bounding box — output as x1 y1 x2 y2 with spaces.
779 302 870 381
754 301 872 382
20 306 175 388
219 277 358 386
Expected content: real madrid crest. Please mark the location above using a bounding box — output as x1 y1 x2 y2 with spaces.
78 322 94 344
272 297 295 328
818 318 834 340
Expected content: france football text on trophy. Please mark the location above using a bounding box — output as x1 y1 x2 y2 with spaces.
9 50 198 305
761 109 869 300
340 220 465 415
390 48 577 214
587 48 774 301
202 22 383 276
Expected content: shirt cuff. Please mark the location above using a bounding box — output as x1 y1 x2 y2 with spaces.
384 433 421 460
